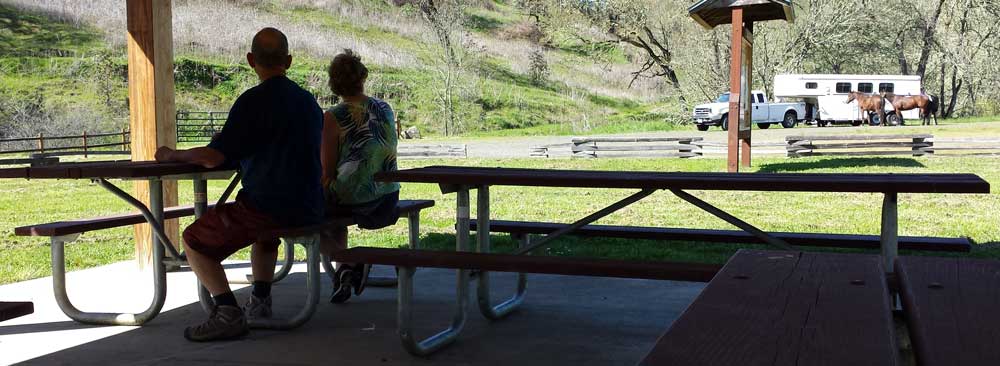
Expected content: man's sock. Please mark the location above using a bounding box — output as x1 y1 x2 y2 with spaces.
213 291 238 308
252 280 272 299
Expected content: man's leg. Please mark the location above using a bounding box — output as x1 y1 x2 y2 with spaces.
245 239 279 320
181 206 251 342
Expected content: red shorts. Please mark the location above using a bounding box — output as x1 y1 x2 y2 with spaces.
182 198 282 262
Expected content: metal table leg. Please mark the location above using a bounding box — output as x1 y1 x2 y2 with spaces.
50 179 170 325
881 192 899 272
248 234 321 330
398 187 470 356
476 185 526 320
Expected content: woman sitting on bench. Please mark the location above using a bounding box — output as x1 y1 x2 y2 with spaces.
320 49 401 304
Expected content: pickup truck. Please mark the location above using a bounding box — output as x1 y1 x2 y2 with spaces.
692 90 807 131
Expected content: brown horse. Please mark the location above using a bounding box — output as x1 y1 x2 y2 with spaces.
846 92 886 126
884 94 939 126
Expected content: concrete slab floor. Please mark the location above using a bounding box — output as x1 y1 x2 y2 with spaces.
0 261 704 365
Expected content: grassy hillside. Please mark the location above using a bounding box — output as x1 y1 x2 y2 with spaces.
0 0 682 138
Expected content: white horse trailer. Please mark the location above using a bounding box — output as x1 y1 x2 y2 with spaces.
773 74 922 126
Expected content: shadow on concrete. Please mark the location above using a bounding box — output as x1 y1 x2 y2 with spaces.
0 320 103 336
15 269 705 365
758 157 926 173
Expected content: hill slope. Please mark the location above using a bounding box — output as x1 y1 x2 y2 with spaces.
0 0 680 138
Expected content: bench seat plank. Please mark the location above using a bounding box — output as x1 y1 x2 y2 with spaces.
0 301 33 321
895 256 1000 366
256 200 435 241
332 247 721 282
470 220 971 252
640 250 897 366
14 204 210 237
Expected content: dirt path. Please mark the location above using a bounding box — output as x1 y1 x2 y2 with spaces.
401 122 999 159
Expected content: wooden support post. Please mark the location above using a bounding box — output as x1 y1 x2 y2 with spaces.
127 0 178 264
727 8 743 173
82 131 89 158
37 133 44 154
121 128 128 151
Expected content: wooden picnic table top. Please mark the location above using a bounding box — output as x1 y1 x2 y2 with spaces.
0 161 230 180
376 166 989 194
641 250 898 366
895 256 1000 366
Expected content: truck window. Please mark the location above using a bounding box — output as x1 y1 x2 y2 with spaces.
858 83 873 93
836 82 851 94
757 94 765 103
879 83 894 93
805 82 818 89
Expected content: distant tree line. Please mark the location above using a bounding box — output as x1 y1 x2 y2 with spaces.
512 0 1000 118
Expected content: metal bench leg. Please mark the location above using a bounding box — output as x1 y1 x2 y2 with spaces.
50 234 167 325
249 234 321 330
235 239 295 284
397 188 471 356
475 185 526 320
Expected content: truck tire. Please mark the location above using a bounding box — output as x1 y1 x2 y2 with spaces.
757 123 771 129
818 120 828 127
696 124 709 131
781 112 797 128
886 113 902 126
851 120 862 127
720 114 729 131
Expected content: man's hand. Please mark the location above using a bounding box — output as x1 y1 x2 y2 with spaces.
155 146 176 162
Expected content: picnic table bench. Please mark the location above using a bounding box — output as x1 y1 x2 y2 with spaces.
346 166 988 356
1 161 435 330
0 301 34 322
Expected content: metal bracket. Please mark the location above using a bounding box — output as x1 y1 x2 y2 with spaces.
514 188 657 255
670 189 793 251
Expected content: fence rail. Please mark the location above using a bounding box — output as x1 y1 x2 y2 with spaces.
176 111 226 142
0 129 130 157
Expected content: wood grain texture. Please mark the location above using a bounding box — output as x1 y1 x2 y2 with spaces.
0 301 33 322
127 0 177 264
640 250 897 366
469 220 971 252
376 166 990 194
331 247 722 282
895 256 1000 366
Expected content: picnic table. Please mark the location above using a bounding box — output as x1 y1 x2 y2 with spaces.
0 161 236 325
361 165 989 355
641 250 1000 366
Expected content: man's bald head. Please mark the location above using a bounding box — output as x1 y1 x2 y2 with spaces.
250 27 290 70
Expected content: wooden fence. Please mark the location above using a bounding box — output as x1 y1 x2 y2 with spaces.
571 137 703 158
398 144 467 158
176 111 226 142
786 134 934 157
0 129 130 157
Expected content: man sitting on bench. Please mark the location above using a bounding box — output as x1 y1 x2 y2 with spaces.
155 27 325 342
320 49 402 304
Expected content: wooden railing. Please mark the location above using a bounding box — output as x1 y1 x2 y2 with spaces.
176 111 226 142
0 129 130 156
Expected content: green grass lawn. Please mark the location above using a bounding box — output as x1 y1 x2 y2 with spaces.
1 155 998 285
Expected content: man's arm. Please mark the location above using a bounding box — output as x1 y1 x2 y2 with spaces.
155 146 226 168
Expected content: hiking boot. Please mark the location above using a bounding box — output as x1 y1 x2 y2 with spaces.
330 263 371 303
183 305 248 342
242 294 272 321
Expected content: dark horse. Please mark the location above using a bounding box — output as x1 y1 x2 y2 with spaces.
884 93 939 125
846 92 887 126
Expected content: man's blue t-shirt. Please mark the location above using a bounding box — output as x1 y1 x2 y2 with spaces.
208 75 324 226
